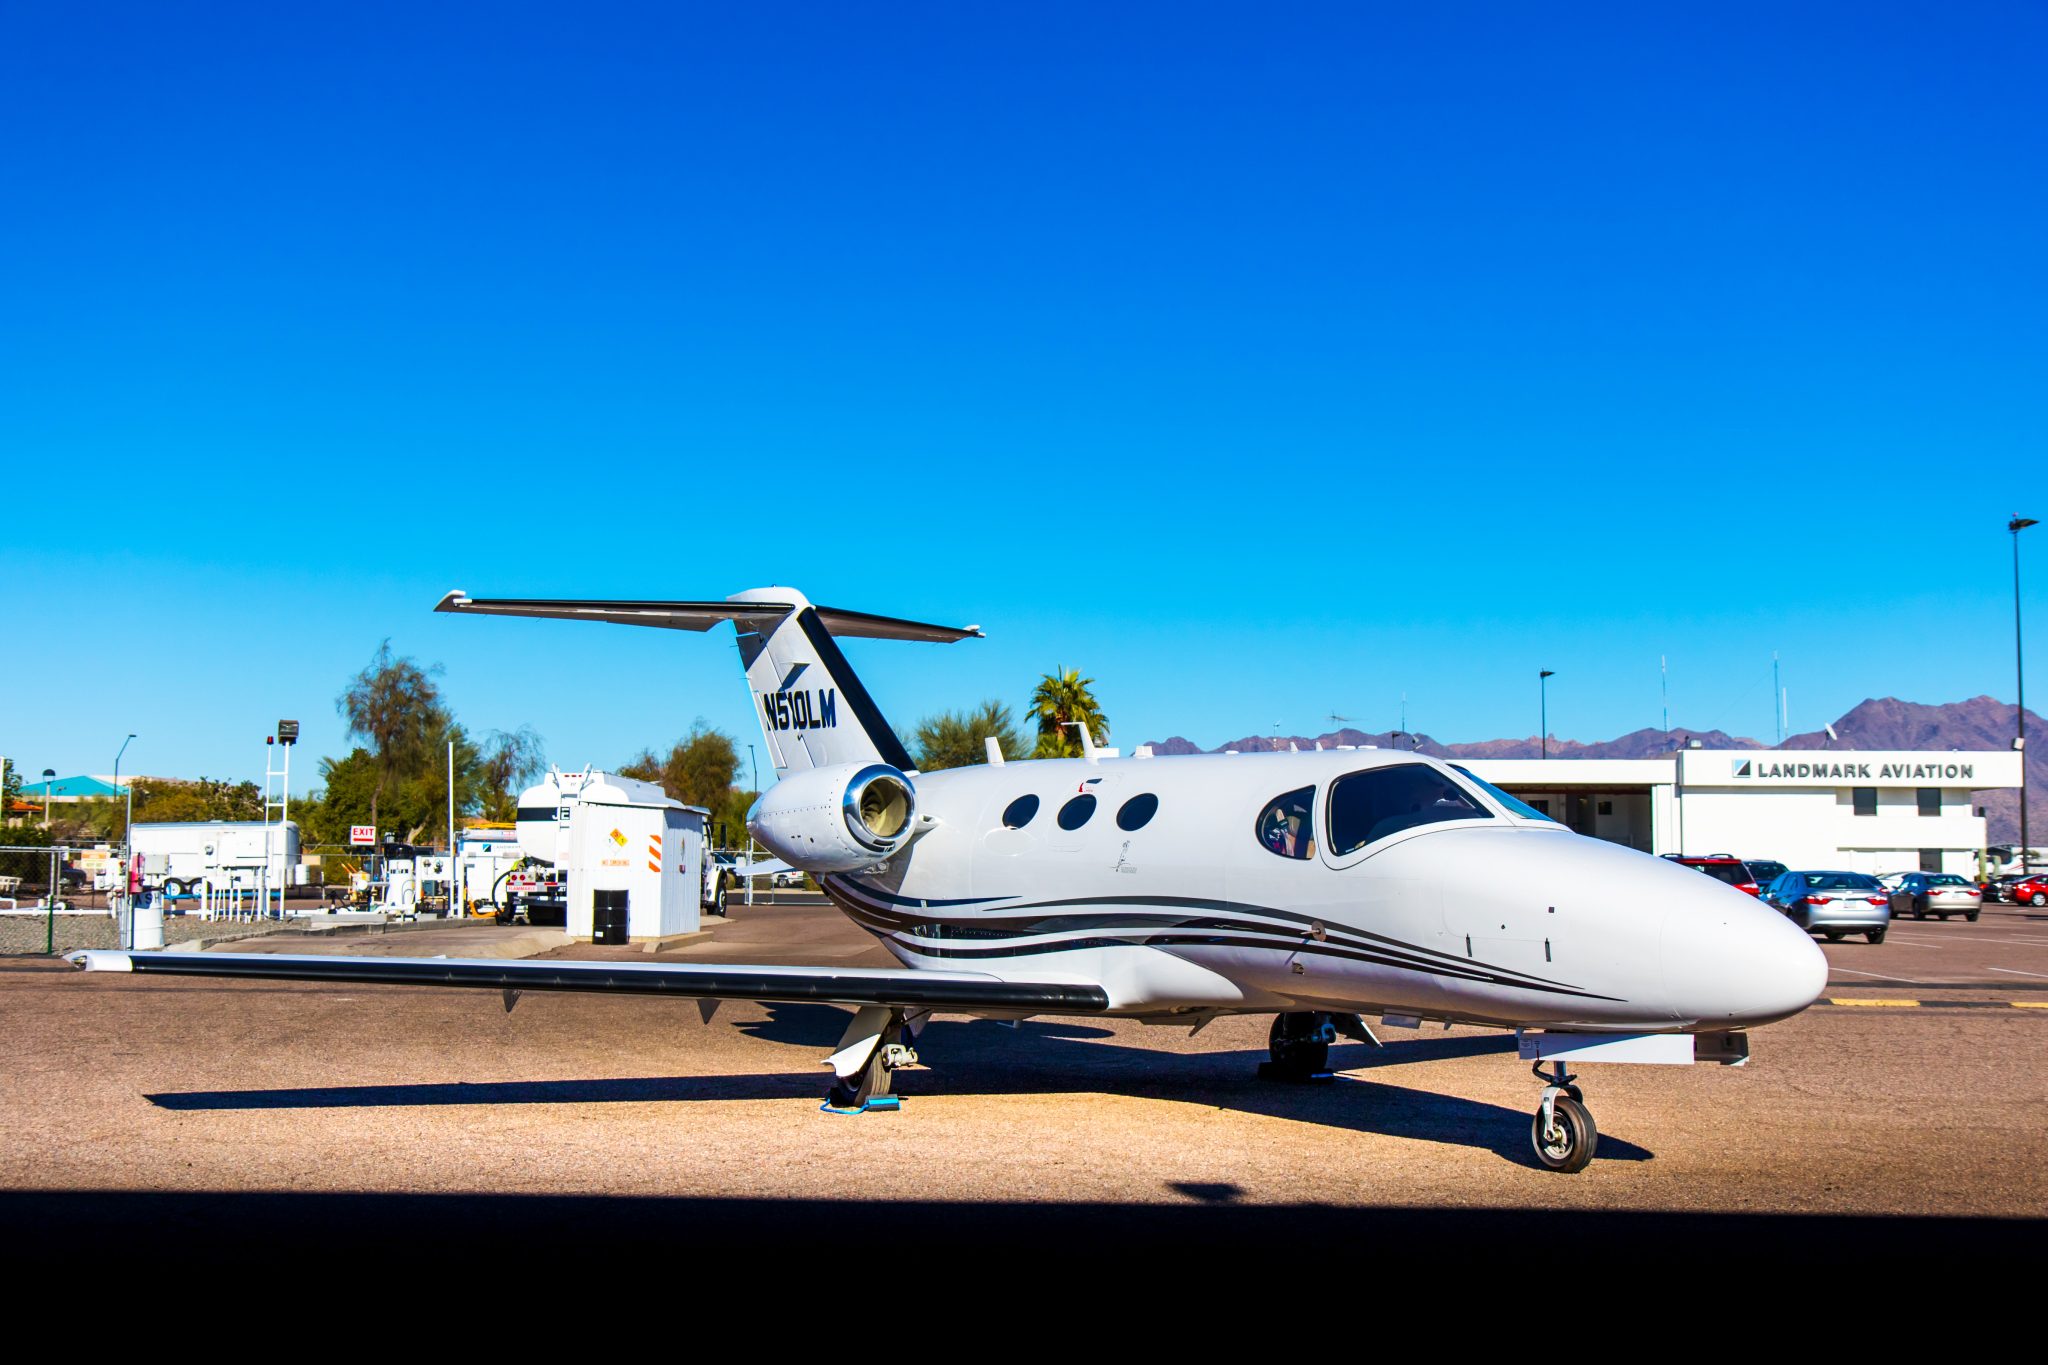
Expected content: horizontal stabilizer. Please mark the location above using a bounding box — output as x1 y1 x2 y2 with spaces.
434 592 982 643
70 950 1108 1014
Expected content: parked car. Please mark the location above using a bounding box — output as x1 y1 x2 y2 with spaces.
1989 874 2048 907
703 850 737 916
1886 872 1983 921
1672 855 1765 896
1761 870 1892 944
771 869 807 889
1744 859 1788 887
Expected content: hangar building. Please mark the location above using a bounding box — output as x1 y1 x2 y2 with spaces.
1464 748 2024 876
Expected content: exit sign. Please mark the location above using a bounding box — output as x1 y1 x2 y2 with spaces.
350 826 376 846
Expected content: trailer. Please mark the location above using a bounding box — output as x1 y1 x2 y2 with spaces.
129 820 303 902
455 827 526 916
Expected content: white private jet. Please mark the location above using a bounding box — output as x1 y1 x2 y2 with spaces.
74 587 1828 1172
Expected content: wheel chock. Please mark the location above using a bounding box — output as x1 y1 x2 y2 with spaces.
819 1095 902 1116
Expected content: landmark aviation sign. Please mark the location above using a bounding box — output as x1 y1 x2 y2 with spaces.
1685 749 2024 789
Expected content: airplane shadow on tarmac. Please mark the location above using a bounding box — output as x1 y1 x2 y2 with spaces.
146 1003 1652 1168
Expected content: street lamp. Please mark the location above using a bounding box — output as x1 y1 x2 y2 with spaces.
1540 671 1556 759
2012 515 2037 871
41 768 54 826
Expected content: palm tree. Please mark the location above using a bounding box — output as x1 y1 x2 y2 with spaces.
1028 667 1109 759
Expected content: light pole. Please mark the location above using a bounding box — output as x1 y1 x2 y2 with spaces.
1540 671 1556 759
41 768 54 826
2012 515 2037 871
114 734 135 947
746 743 758 908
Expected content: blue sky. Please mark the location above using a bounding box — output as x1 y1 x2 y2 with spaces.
4 3 2043 790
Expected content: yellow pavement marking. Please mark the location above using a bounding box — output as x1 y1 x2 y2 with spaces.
1827 997 1920 1007
2014 1001 2048 1009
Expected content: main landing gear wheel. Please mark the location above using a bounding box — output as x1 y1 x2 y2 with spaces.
824 1007 916 1113
1530 1060 1598 1173
1259 1011 1336 1082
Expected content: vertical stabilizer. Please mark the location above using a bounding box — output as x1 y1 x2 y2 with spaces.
728 588 916 777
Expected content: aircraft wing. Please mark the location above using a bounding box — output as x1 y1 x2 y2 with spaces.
433 591 982 643
731 857 792 880
68 950 1108 1014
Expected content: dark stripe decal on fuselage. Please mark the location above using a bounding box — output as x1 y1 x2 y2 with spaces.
830 878 1580 988
819 878 1623 1002
794 607 917 773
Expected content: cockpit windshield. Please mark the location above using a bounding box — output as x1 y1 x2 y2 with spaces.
1450 765 1555 822
1327 764 1489 855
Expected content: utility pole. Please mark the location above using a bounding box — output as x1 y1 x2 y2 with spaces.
114 734 135 947
1540 670 1556 759
746 742 758 908
1660 655 1668 741
2012 516 2038 871
1773 652 1782 745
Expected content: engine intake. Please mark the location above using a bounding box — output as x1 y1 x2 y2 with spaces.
748 762 919 873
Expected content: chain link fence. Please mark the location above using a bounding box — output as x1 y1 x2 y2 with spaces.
0 844 119 954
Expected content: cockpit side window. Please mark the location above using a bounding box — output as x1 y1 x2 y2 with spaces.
1327 763 1489 856
1255 785 1317 860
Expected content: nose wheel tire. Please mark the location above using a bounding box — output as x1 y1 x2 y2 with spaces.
1532 1095 1598 1173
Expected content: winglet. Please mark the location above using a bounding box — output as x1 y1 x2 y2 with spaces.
435 589 469 614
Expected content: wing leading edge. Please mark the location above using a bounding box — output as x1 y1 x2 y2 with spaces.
69 951 1109 1013
432 592 982 644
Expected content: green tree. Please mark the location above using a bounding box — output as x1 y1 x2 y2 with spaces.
912 701 1028 771
619 724 740 811
130 777 263 824
338 641 447 837
1028 667 1110 759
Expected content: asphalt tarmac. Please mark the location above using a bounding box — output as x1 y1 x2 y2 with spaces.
5 895 2043 1264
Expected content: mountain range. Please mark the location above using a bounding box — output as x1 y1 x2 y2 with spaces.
1144 696 2044 844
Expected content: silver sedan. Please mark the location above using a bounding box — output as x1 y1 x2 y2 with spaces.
1885 872 1983 922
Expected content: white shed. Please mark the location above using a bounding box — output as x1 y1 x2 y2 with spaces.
563 773 708 944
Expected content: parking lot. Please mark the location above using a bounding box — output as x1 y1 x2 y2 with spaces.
3 894 2043 1260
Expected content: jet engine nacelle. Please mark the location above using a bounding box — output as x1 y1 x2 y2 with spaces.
747 762 918 874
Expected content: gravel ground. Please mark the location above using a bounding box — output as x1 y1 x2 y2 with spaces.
2 898 2043 1267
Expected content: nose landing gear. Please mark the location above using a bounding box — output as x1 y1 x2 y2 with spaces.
1530 1060 1598 1173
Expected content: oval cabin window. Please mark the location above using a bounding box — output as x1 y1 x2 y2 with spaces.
1116 793 1160 831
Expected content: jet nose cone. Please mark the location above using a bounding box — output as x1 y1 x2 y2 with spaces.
1662 887 1827 1027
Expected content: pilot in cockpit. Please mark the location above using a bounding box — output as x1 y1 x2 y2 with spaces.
1258 789 1316 859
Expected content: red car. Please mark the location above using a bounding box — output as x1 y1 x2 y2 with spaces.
1670 855 1763 896
2008 876 2048 908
